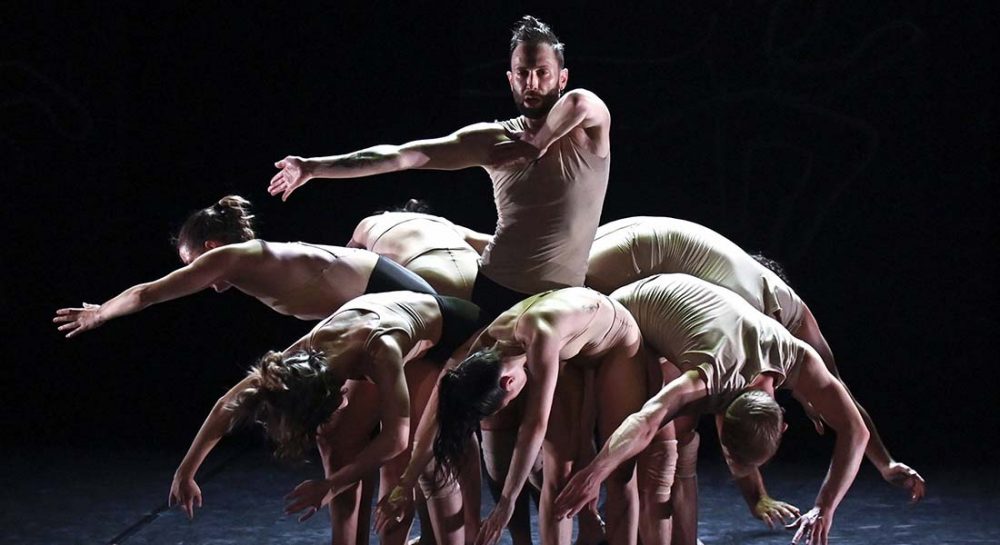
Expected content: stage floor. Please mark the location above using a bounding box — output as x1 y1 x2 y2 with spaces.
3 443 996 545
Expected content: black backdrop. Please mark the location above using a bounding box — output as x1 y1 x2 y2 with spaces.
4 3 995 466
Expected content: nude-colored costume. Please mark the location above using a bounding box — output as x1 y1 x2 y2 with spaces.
307 291 441 361
588 217 806 332
496 287 636 359
352 212 479 298
252 241 433 320
611 274 808 409
481 117 610 294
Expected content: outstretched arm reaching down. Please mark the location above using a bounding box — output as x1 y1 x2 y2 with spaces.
284 334 412 522
785 354 870 545
553 369 705 520
169 373 259 519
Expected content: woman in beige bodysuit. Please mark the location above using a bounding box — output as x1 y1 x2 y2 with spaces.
350 204 481 299
169 290 486 545
379 287 650 545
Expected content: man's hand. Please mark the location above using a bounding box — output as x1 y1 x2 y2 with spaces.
269 156 313 201
488 130 544 169
283 479 336 522
374 484 415 533
53 303 103 338
553 466 603 520
168 475 203 520
787 507 832 545
753 495 800 529
475 496 515 545
880 461 926 502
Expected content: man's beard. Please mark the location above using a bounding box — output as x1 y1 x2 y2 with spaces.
514 88 561 119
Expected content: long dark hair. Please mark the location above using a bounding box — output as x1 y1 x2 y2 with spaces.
175 195 256 250
225 350 344 462
433 347 506 484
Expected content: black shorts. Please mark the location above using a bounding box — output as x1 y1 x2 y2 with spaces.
424 295 489 363
470 270 532 321
364 256 437 295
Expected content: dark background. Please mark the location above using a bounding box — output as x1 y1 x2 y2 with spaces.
4 2 995 470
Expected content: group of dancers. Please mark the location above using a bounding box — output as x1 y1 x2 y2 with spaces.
55 15 924 545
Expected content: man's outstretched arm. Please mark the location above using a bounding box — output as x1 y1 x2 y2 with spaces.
269 122 504 200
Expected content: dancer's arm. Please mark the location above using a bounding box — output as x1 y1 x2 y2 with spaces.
521 89 610 154
786 356 870 545
375 334 483 532
169 374 258 519
284 335 411 520
714 413 801 527
476 322 562 545
491 89 610 166
553 370 705 519
269 123 505 201
55 245 247 338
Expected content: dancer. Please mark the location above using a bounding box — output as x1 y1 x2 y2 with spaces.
555 274 875 545
169 290 487 545
268 16 611 318
380 287 649 545
54 196 435 336
352 202 570 545
350 202 481 299
586 216 925 508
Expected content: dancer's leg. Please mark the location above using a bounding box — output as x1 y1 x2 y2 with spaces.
318 380 381 545
540 366 586 545
594 345 648 545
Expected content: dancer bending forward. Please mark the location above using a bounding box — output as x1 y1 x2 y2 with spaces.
557 274 875 545
169 290 486 545
55 196 434 335
380 287 650 545
587 216 924 508
350 205 482 299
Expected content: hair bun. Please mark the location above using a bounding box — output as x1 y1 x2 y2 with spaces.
215 195 252 215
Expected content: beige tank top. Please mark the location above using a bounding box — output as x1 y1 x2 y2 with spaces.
588 217 807 331
611 274 807 411
480 117 610 293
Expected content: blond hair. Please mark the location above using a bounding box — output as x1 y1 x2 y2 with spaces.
720 390 784 467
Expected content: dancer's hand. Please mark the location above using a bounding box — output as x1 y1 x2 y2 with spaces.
374 484 415 533
475 497 514 545
787 506 832 545
752 495 800 529
168 475 203 520
284 479 334 522
53 303 103 338
489 129 544 168
880 461 926 502
553 466 603 519
269 156 313 201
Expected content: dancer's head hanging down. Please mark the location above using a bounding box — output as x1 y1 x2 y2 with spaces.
720 390 786 476
433 346 523 479
227 350 346 461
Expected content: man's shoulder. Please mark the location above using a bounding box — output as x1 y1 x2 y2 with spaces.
455 120 510 137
